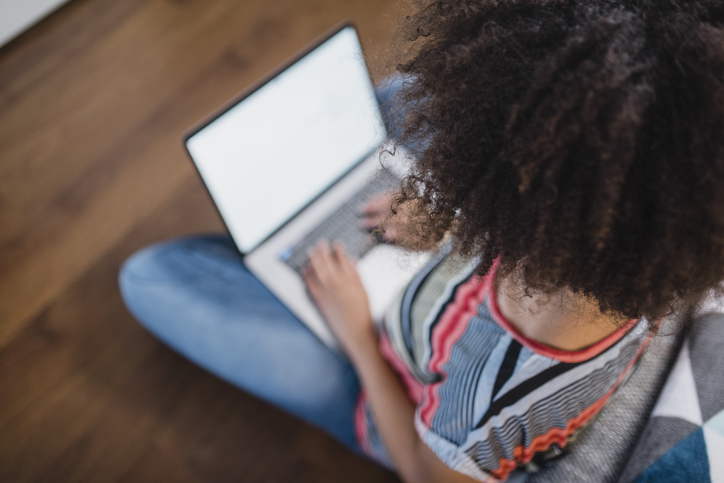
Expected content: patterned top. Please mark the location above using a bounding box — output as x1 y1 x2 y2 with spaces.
354 245 652 481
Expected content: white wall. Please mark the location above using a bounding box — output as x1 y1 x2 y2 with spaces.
0 0 71 47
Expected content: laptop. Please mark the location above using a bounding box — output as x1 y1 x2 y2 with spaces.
183 23 429 350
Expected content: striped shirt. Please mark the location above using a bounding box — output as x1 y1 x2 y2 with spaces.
354 245 652 481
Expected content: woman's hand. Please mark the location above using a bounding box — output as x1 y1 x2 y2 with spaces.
303 241 375 356
360 192 399 243
361 192 437 250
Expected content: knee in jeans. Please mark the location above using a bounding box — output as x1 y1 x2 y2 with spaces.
118 236 236 288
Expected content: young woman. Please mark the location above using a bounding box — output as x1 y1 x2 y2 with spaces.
120 1 724 481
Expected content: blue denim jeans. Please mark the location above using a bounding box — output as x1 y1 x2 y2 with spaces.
118 77 412 453
119 235 363 450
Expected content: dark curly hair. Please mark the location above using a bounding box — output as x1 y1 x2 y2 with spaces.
386 0 724 321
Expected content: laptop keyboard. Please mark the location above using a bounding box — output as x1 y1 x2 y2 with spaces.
279 169 400 275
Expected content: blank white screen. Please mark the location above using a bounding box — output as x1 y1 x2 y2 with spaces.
186 27 386 253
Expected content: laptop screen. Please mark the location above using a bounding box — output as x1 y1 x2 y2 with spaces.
185 26 387 254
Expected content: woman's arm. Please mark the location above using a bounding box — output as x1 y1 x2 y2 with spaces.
304 242 480 483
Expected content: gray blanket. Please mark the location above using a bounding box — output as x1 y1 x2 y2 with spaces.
617 313 724 483
523 316 682 483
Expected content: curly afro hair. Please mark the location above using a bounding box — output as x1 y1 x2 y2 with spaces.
388 0 724 321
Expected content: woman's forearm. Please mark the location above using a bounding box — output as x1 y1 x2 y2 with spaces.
348 334 477 483
348 335 424 481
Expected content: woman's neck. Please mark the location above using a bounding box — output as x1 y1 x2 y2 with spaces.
495 272 627 352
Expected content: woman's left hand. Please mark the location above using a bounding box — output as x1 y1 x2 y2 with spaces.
303 241 375 356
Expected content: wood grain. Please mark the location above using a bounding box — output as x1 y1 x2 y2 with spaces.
0 0 403 480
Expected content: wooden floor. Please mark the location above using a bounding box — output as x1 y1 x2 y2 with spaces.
0 1 403 481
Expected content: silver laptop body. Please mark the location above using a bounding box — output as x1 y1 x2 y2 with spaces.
184 24 428 350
